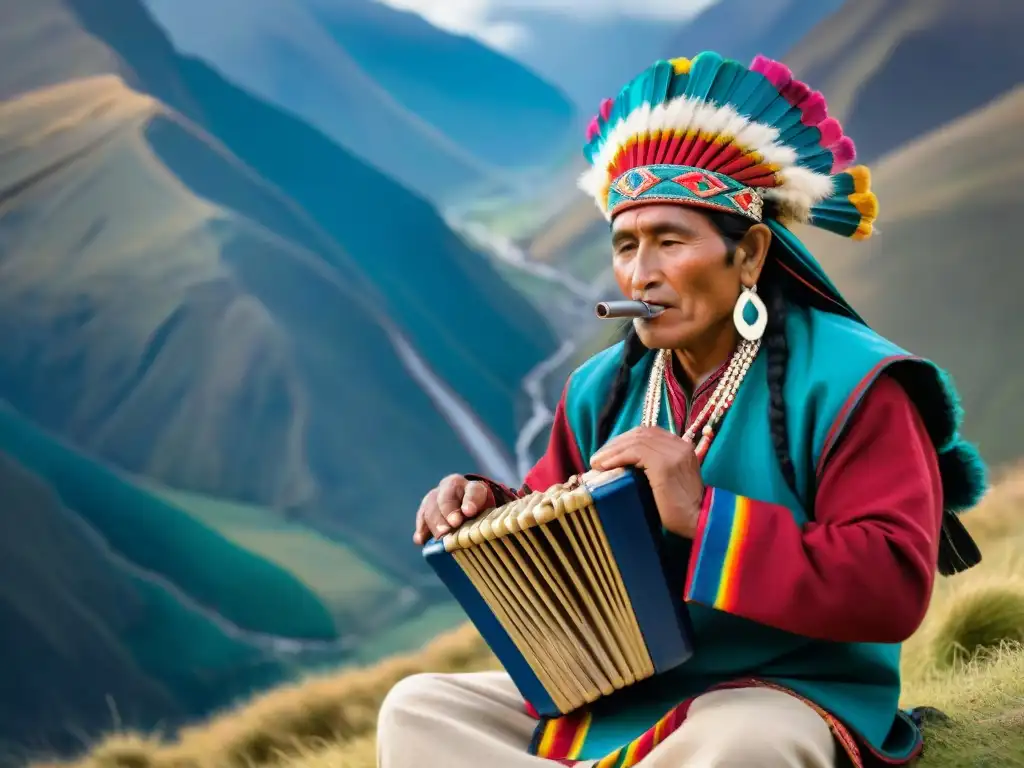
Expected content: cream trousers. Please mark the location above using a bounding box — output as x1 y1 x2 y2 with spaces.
376 671 837 767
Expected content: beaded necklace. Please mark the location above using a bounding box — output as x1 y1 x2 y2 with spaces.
640 340 761 461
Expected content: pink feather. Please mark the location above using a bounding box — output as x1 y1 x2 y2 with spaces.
750 54 792 90
782 79 811 108
830 137 857 172
599 98 613 122
586 117 600 141
799 92 828 126
817 117 843 148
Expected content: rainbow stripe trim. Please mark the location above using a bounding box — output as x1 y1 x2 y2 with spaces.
533 699 691 767
535 710 592 760
530 679 876 767
685 488 752 612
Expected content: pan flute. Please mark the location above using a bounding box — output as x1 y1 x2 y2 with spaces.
423 467 694 717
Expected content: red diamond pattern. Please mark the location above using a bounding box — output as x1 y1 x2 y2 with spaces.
671 171 729 198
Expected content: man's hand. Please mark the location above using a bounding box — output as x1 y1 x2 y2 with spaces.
413 474 493 545
590 426 704 538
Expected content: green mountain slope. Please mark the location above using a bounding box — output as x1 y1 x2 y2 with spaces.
0 443 292 758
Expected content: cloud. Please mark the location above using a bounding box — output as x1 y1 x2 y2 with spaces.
374 0 720 50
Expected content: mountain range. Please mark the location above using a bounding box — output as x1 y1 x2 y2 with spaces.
140 0 578 206
0 0 559 754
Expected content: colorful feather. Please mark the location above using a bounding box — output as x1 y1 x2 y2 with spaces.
807 166 878 239
578 51 875 241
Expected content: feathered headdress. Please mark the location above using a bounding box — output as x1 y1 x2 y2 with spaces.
579 52 878 320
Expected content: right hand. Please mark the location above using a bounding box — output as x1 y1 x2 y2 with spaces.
413 474 492 546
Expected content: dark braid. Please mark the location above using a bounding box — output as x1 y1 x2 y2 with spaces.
761 270 798 498
594 204 800 502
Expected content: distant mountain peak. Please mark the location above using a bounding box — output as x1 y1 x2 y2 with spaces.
141 0 576 206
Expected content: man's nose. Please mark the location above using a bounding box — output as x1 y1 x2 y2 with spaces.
630 243 662 296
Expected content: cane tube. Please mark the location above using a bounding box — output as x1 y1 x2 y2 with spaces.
594 300 666 320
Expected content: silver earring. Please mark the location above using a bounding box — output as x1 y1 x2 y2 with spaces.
733 284 768 341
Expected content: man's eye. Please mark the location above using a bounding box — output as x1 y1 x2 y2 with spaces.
661 240 683 247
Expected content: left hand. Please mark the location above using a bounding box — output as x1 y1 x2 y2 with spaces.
590 426 705 539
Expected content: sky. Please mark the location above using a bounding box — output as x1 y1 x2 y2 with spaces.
371 0 721 51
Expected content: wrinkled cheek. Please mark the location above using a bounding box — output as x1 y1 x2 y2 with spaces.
612 264 632 296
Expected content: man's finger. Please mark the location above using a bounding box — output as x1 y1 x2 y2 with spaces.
413 489 437 545
423 499 451 539
590 443 646 470
436 475 467 528
461 480 490 518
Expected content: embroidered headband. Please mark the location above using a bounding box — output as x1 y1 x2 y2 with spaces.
579 52 878 240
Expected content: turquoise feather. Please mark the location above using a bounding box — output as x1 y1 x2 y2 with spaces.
770 103 810 136
684 51 725 101
629 72 651 113
620 79 642 120
779 123 823 149
740 82 792 123
705 59 746 105
755 96 799 128
807 198 862 237
648 61 674 106
811 197 861 216
668 68 692 100
795 151 833 173
727 71 779 119
830 172 857 196
607 81 629 128
806 214 859 238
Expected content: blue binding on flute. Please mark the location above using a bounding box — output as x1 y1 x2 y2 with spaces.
423 467 694 717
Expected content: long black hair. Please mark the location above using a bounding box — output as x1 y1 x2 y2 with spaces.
595 203 799 500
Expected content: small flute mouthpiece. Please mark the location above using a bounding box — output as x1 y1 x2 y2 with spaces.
594 300 666 320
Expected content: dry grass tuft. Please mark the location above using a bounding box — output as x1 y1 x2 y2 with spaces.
40 626 495 768
32 468 1024 768
928 581 1024 668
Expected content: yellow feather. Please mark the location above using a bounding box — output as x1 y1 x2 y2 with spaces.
852 220 874 241
848 165 872 194
849 192 879 219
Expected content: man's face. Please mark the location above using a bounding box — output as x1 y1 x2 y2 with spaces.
610 203 743 350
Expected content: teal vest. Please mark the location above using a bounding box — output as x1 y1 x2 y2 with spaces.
560 304 985 761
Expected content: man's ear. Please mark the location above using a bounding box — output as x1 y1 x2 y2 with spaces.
737 223 772 286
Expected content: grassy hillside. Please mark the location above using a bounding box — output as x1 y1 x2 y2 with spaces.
33 464 1024 768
